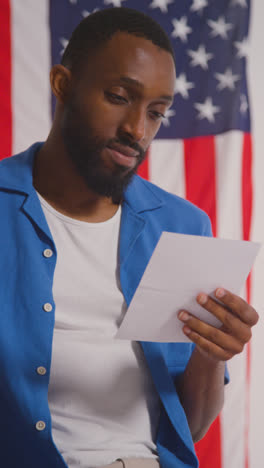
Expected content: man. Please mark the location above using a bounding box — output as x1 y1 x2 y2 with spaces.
0 7 258 468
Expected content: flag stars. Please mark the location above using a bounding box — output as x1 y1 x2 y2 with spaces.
59 37 69 55
194 97 220 123
232 0 248 8
174 73 195 99
234 39 249 58
162 109 176 127
240 94 249 114
171 17 192 42
207 16 233 39
215 68 240 91
149 0 174 13
82 9 99 18
188 44 213 70
190 0 208 13
104 0 127 7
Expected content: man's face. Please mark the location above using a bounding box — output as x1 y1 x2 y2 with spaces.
60 31 176 201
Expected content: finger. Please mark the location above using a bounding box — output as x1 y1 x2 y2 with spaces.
178 310 248 353
195 294 252 343
182 325 234 361
214 288 259 327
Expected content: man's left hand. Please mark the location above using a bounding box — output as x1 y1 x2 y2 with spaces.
178 288 259 361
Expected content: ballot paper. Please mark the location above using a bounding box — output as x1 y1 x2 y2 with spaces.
115 233 261 343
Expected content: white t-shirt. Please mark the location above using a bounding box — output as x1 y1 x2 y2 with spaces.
38 194 160 468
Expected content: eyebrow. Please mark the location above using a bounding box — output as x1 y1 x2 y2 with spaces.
119 76 174 103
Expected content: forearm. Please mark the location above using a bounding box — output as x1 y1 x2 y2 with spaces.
176 346 225 442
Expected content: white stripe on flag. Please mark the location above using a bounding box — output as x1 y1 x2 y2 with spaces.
11 0 51 154
215 130 246 467
249 263 264 468
149 139 186 199
249 1 264 465
215 131 243 240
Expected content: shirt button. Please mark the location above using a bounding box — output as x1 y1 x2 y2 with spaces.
36 366 47 376
35 420 46 431
43 248 53 258
43 303 53 312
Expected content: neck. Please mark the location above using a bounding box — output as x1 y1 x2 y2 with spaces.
33 130 120 223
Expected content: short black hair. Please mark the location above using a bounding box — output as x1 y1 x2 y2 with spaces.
61 7 174 72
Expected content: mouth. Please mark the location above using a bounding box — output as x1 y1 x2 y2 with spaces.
106 143 140 169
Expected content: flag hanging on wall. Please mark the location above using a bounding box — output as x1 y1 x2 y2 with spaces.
0 1 253 467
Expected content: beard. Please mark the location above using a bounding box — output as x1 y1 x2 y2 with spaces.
61 100 147 203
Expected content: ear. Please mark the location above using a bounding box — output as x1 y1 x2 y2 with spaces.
50 65 72 104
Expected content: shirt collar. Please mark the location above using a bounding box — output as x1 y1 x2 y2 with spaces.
0 142 163 213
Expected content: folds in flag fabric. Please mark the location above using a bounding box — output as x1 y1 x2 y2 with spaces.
0 1 259 467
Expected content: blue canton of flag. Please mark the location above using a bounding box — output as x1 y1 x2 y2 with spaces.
50 0 250 139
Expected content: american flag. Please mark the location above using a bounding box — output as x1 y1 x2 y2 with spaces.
0 1 262 467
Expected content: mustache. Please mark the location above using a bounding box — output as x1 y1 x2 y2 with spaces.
106 138 145 161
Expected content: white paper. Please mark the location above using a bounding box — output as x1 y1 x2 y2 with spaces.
115 232 261 342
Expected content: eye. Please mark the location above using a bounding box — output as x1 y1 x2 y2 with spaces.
105 92 128 104
149 110 166 121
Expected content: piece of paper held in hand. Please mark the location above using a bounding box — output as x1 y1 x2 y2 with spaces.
115 232 261 343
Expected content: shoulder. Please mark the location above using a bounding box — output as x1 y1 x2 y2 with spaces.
0 142 42 191
129 175 212 237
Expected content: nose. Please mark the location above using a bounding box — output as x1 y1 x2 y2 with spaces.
119 106 146 143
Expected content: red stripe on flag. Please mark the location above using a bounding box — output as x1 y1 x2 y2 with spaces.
137 150 149 180
242 133 253 468
195 418 222 468
0 0 12 159
184 136 221 468
242 133 252 243
184 136 217 236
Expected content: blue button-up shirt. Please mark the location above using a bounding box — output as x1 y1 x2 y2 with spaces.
0 143 219 468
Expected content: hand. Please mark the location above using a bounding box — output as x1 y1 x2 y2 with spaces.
178 288 259 361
